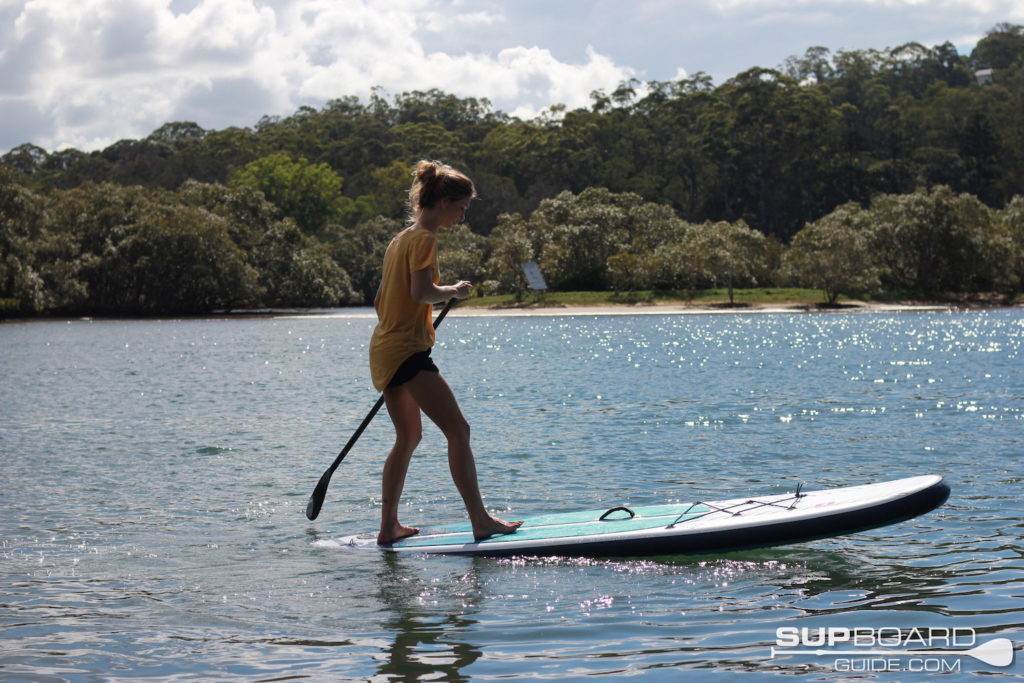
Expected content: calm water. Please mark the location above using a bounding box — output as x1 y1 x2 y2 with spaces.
1 308 1022 681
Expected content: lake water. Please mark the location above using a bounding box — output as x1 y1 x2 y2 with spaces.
1 308 1022 681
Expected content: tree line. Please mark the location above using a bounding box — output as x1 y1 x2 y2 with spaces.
2 24 1023 315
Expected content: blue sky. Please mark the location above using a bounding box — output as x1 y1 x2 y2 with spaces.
1 0 1021 155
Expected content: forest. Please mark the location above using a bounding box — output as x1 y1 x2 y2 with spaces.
2 24 1023 315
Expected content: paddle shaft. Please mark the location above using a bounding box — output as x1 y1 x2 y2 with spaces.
305 298 455 520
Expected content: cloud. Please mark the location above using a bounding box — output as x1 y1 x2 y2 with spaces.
706 0 1014 9
0 0 634 154
1 0 1018 155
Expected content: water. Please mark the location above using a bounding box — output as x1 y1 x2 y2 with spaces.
1 308 1021 681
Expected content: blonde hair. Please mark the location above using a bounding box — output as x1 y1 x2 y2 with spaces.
408 160 476 214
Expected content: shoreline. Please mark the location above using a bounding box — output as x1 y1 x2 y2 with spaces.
274 299 959 321
6 299 1020 324
445 299 954 318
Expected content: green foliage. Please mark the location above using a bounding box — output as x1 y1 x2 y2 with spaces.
786 202 880 304
230 153 351 236
992 195 1024 296
485 213 535 298
869 185 994 294
971 23 1024 70
688 220 770 304
532 188 639 290
0 171 359 315
8 26 1024 230
437 223 488 285
0 165 49 312
4 25 1024 315
257 231 355 308
40 183 263 315
328 215 402 304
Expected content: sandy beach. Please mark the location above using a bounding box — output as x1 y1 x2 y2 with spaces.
447 299 953 317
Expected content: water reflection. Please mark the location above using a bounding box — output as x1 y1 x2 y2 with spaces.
373 553 483 680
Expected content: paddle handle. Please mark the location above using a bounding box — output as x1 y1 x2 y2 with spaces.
305 298 456 520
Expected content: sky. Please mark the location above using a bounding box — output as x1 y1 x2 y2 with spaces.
1 0 1022 155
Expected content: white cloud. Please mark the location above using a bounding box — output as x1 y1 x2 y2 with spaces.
0 0 1019 154
0 0 633 153
707 0 1022 16
422 7 503 32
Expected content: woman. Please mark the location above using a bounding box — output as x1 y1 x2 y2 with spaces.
369 160 522 546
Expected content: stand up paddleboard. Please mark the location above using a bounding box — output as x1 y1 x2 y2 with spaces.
339 475 949 558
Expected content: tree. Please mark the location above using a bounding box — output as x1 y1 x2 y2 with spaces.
369 160 413 219
531 189 637 290
229 153 350 236
250 218 357 308
868 185 994 294
147 121 207 145
121 206 259 314
45 183 268 314
971 23 1024 70
783 46 834 84
437 223 488 285
688 220 769 305
485 213 535 298
698 68 839 239
329 215 402 304
1 144 49 175
607 205 695 292
0 165 49 312
390 122 468 164
991 195 1024 296
647 222 703 291
786 202 881 304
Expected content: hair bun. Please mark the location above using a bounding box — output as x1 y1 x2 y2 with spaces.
408 159 475 213
415 160 439 184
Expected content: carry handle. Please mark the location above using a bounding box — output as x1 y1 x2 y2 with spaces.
599 506 636 521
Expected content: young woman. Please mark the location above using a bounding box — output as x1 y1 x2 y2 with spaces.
369 160 522 546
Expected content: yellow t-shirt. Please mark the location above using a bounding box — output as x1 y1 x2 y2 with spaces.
369 228 440 390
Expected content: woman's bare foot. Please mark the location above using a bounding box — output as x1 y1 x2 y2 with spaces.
473 516 524 542
377 523 420 546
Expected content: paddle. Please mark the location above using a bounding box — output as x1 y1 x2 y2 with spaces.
305 298 456 521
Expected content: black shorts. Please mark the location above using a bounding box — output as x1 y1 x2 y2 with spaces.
386 350 439 388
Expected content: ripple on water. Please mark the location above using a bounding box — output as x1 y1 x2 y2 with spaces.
1 310 1021 679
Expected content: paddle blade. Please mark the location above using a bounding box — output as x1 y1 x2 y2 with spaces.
306 469 332 520
971 638 1014 667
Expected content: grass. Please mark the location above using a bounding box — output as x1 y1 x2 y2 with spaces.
462 288 844 309
461 288 1024 310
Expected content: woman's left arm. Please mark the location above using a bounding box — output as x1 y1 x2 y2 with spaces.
410 267 470 303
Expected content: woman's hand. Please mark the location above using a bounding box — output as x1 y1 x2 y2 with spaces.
410 268 473 303
450 280 473 299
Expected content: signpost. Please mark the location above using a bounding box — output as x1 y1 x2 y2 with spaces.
520 261 547 303
521 261 547 291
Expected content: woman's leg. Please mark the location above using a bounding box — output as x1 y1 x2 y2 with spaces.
403 370 522 540
377 385 423 545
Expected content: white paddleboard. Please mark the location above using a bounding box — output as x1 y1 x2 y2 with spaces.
337 475 949 558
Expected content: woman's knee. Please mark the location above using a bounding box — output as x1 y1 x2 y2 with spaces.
394 427 422 451
443 417 470 444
